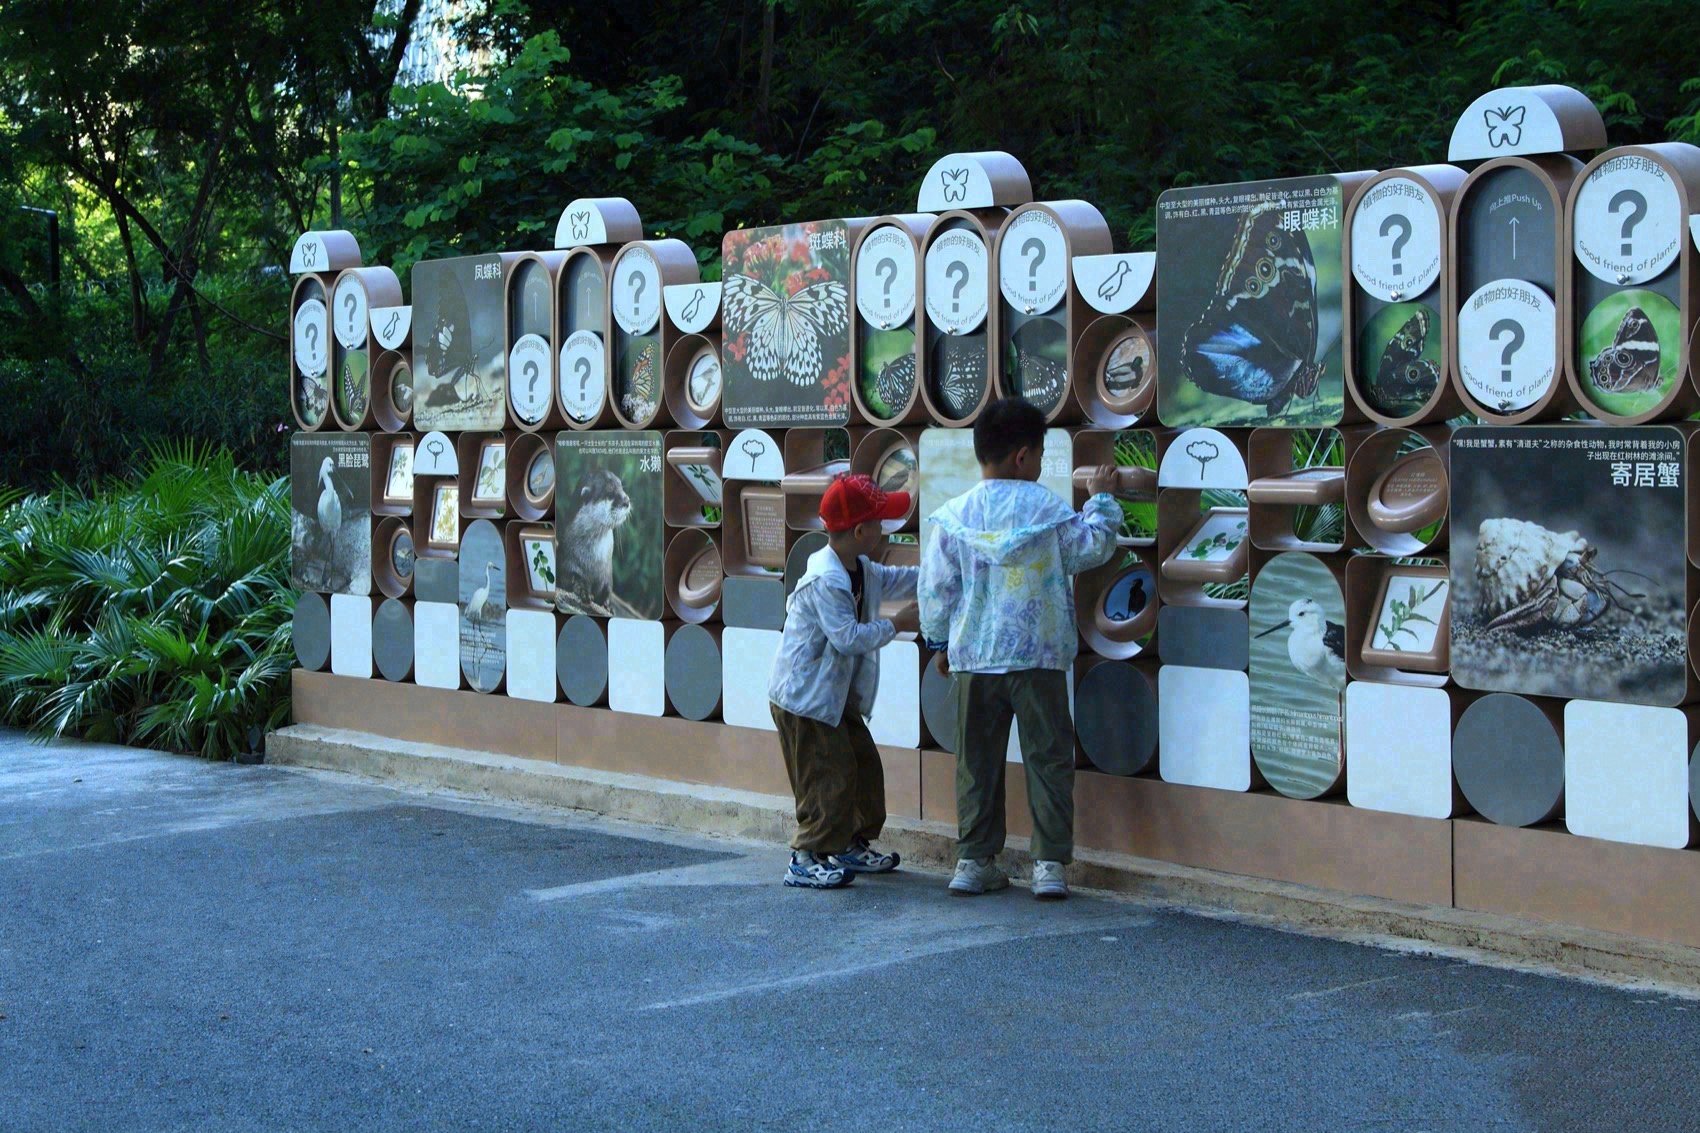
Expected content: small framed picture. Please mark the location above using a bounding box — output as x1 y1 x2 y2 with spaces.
429 482 460 548
1361 566 1451 672
524 447 555 505
1162 507 1251 586
472 440 507 504
384 442 415 504
521 532 556 595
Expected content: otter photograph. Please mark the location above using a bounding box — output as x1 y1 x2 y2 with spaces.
553 432 663 620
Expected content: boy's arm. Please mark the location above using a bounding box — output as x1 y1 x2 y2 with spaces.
815 584 898 656
871 560 920 604
1057 493 1121 575
917 528 960 648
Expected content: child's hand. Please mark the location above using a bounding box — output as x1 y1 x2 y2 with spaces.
888 602 920 635
932 650 950 676
1085 464 1118 497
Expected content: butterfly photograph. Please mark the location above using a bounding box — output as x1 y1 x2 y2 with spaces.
930 333 988 421
1578 290 1680 414
1157 177 1347 429
1357 302 1443 417
410 255 507 432
858 326 917 421
1002 316 1068 416
617 337 659 423
720 220 854 428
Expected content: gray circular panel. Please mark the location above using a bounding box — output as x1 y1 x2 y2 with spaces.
373 598 415 682
1453 693 1564 826
664 624 722 721
921 660 957 753
557 614 608 706
1690 741 1700 826
785 531 829 595
293 592 331 671
1075 662 1158 776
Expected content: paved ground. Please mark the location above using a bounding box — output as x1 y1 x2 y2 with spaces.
5 736 1700 1132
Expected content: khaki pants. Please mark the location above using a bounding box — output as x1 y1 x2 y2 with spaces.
772 704 887 854
954 669 1074 864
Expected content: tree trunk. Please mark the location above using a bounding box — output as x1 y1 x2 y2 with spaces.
756 2 775 142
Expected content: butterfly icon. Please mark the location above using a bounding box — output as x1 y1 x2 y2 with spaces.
723 274 848 385
569 210 591 241
1484 106 1525 149
942 168 970 204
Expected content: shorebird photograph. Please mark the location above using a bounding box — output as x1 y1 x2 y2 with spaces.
1256 597 1348 690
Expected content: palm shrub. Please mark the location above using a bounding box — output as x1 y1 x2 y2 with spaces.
0 444 293 758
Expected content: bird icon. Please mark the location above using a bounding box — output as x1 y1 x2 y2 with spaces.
682 288 705 324
1096 259 1133 301
1255 598 1346 690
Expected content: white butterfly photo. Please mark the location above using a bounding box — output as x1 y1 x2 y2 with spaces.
723 273 849 386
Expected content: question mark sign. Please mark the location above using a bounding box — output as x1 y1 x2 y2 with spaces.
945 260 970 316
875 257 898 309
574 356 592 400
304 323 319 354
343 292 358 333
523 360 539 397
1020 237 1046 291
1489 318 1524 383
1379 214 1412 277
1609 189 1648 257
627 270 646 320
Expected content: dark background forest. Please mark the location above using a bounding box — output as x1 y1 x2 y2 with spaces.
4 0 1699 488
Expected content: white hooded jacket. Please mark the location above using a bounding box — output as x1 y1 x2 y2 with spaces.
766 545 920 726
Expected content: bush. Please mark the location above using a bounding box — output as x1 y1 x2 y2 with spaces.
0 275 291 491
0 443 293 758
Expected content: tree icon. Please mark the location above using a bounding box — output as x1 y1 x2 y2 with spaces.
1186 439 1219 477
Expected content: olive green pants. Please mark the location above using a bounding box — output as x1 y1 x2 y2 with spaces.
772 704 886 854
954 669 1074 864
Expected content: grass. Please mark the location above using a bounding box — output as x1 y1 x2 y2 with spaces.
0 443 293 758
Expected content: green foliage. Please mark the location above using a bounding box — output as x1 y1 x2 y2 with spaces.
0 445 293 758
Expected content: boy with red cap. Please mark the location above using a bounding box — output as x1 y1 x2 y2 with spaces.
767 474 920 888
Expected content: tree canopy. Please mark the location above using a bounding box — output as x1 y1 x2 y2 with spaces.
4 0 1699 483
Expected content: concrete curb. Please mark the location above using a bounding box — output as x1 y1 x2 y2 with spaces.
267 724 1700 995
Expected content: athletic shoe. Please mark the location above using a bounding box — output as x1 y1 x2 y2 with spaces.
947 856 1009 895
784 851 853 889
830 839 900 874
1032 860 1068 900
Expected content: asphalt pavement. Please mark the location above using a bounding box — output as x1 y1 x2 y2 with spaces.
4 732 1700 1132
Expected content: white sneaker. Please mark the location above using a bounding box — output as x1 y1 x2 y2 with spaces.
1032 860 1068 900
948 857 1009 895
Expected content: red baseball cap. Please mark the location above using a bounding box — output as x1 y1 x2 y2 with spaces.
820 474 910 533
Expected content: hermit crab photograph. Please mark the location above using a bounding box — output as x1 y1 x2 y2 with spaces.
1450 427 1687 706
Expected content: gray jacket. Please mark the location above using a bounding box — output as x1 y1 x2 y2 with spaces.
767 545 920 726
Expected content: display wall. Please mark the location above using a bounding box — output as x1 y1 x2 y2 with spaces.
290 92 1700 939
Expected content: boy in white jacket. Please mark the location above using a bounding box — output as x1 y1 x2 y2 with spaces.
767 475 919 889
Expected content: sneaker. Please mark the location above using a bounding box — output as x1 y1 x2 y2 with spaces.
948 857 1009 896
1032 860 1068 900
784 851 853 889
830 839 900 874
